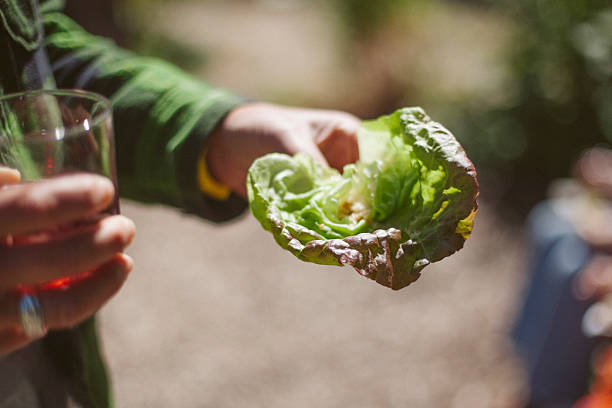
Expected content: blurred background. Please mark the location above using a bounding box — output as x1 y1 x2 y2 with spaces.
63 0 612 406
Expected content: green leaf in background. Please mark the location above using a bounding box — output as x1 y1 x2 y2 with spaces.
247 107 478 290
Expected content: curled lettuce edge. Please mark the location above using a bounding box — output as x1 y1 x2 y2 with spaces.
247 107 479 290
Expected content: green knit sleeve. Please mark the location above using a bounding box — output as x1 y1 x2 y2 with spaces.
42 11 248 221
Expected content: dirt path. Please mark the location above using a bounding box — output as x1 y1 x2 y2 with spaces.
100 200 526 407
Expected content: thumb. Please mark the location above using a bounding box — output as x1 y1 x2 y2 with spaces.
0 168 21 187
284 129 329 168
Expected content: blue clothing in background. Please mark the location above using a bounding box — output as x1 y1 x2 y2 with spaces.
513 201 597 407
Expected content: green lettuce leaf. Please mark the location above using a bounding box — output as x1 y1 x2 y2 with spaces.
247 107 478 290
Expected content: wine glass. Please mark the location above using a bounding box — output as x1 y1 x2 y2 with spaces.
0 89 118 213
0 89 119 288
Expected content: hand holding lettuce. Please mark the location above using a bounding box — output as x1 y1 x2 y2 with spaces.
247 107 478 290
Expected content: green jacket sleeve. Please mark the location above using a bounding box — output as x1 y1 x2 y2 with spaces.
41 11 248 221
1 2 248 407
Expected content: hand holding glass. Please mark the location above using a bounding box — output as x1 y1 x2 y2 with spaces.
0 90 134 356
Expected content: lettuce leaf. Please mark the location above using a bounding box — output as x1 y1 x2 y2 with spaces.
247 107 478 290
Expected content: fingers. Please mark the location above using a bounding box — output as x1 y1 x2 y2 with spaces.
0 215 135 289
0 174 115 237
206 102 362 198
0 167 21 186
0 254 133 355
290 106 360 172
576 255 612 300
40 254 133 329
315 121 360 172
574 148 612 198
284 129 328 168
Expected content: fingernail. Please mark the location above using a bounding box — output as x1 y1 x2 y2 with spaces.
121 254 134 273
0 167 21 184
95 217 135 248
91 178 115 206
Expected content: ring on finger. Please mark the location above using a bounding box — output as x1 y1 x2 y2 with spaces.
19 291 47 338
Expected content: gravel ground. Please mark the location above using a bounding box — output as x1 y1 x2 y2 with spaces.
99 199 527 408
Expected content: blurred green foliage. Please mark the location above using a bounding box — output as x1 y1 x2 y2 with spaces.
329 0 411 38
113 0 611 215
451 0 612 213
328 0 612 214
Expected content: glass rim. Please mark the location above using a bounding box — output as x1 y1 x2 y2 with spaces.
0 89 112 143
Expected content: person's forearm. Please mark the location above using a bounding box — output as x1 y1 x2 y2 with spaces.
42 11 247 219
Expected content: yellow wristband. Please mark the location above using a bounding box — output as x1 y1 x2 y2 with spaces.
198 147 231 200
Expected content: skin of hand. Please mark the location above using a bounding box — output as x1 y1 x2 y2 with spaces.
575 255 612 300
574 148 612 200
0 102 355 355
0 170 135 356
206 102 361 198
572 148 612 299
